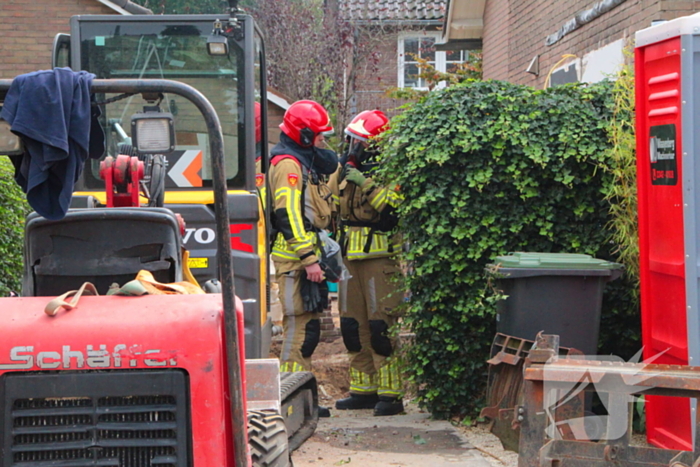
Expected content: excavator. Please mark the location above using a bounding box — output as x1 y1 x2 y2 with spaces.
0 75 286 467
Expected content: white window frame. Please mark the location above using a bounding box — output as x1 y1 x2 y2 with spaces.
398 31 445 90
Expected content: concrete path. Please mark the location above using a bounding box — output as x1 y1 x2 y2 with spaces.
292 409 492 466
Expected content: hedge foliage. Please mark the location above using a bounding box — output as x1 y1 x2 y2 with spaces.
0 157 29 296
377 79 639 418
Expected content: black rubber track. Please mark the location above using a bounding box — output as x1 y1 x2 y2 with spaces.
280 371 319 451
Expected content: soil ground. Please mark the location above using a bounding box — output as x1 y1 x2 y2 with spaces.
270 295 519 467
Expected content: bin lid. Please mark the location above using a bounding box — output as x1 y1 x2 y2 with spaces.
487 252 623 279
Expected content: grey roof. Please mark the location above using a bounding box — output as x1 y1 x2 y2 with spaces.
339 0 446 22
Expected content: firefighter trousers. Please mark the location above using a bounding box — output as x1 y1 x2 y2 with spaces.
340 256 403 398
277 268 321 372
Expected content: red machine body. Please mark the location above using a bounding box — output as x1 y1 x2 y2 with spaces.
0 294 247 466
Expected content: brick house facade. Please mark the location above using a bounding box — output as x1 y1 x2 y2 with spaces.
338 0 449 117
0 0 118 79
0 0 292 138
443 0 700 88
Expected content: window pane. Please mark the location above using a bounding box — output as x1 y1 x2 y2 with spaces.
404 63 419 88
446 49 463 61
447 63 460 73
421 37 436 61
404 38 419 58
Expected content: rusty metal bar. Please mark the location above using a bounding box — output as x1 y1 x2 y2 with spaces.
539 440 693 466
481 333 581 452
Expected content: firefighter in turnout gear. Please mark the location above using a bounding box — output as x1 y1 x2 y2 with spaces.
334 110 405 416
268 100 339 376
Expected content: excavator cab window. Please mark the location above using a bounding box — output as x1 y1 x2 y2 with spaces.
72 16 247 191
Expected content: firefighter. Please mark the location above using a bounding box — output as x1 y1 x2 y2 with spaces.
334 110 404 416
268 100 339 376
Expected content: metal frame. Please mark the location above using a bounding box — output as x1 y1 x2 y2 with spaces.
518 334 700 467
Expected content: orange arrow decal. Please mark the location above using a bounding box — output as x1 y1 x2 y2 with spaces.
183 151 203 187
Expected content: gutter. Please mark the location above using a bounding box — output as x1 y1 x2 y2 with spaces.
343 19 443 27
101 0 153 15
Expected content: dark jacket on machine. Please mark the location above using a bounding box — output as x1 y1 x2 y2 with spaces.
1 68 104 220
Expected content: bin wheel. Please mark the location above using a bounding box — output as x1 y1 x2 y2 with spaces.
248 409 292 467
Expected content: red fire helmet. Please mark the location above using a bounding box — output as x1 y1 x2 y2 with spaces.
344 110 389 142
279 100 333 147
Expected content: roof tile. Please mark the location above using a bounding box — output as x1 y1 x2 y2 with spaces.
339 0 446 22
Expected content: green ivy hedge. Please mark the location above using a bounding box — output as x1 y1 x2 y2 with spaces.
0 157 29 296
377 79 639 418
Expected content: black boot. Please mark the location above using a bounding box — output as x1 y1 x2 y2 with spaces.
318 406 331 418
373 396 404 416
335 393 379 410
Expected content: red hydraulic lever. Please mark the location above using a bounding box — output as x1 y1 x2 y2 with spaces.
99 154 144 207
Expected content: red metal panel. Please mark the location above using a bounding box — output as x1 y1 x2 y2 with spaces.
636 37 692 451
0 294 242 467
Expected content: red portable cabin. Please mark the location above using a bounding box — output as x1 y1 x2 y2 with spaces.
636 13 700 450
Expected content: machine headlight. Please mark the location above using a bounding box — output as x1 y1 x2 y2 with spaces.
131 112 175 154
207 20 229 57
207 34 229 56
0 119 23 156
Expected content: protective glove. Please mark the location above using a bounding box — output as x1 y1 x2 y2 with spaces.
301 272 329 313
345 166 367 186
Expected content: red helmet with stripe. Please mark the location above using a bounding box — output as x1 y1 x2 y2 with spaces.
344 110 389 142
279 100 333 147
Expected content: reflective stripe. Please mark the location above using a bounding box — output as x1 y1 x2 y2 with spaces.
377 358 402 397
272 232 317 262
280 361 305 373
349 368 378 394
367 186 401 211
285 188 310 250
345 228 400 260
386 190 401 208
272 184 316 260
369 189 387 210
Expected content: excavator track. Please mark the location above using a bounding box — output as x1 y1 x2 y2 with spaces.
280 371 319 451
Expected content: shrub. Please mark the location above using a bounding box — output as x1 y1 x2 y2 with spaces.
0 157 29 295
377 79 639 417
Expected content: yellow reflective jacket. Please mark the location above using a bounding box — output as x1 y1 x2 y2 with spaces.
338 175 401 261
268 156 337 271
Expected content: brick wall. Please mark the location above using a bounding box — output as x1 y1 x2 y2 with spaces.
0 0 114 79
483 0 700 87
482 0 510 81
